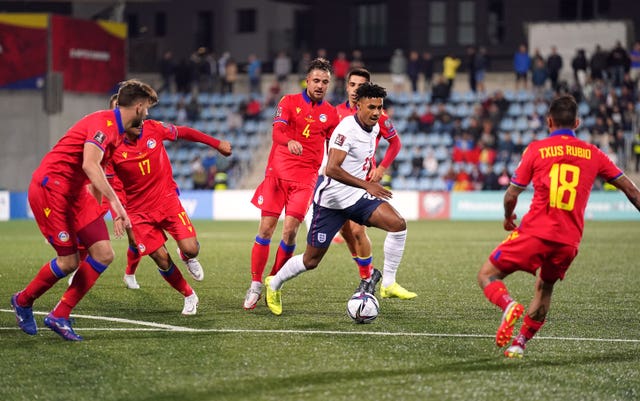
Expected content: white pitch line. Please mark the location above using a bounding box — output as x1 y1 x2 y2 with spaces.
2 309 639 343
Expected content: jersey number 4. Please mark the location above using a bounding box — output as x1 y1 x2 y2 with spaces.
549 163 580 211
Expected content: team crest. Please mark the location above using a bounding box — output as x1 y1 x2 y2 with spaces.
319 114 327 123
147 139 157 149
317 233 327 243
93 130 106 144
334 134 346 146
257 195 264 205
58 231 70 242
138 243 146 253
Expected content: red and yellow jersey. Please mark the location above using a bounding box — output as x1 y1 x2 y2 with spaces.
111 120 179 212
266 91 339 183
511 129 623 247
32 109 125 194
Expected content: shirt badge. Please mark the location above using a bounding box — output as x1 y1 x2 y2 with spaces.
335 134 346 146
58 231 70 242
319 114 327 123
147 139 157 149
93 130 106 144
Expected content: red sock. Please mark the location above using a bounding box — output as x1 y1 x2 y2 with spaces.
125 245 141 275
269 240 295 276
52 257 106 319
17 259 64 307
158 263 193 297
513 315 545 347
353 255 373 279
483 281 514 311
251 236 270 282
78 245 89 263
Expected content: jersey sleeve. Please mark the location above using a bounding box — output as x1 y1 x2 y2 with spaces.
328 121 352 153
151 120 179 141
595 146 624 181
273 96 291 126
510 144 535 188
85 122 116 152
378 113 397 140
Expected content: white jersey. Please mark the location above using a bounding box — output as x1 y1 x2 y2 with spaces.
314 115 378 209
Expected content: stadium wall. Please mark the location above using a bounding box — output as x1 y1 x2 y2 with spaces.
2 190 637 222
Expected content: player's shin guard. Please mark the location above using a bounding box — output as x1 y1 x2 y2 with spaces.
17 259 67 307
52 256 107 319
483 281 515 311
250 236 271 282
270 254 307 290
125 245 141 275
158 263 193 297
269 240 295 276
512 315 545 348
381 229 407 287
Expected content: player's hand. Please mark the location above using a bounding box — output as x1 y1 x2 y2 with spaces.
367 166 386 183
503 213 517 231
365 182 392 200
287 140 303 155
217 140 232 157
111 202 131 238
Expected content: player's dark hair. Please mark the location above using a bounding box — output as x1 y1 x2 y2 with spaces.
549 94 577 128
116 79 158 107
355 82 387 101
347 67 370 82
108 93 118 109
307 57 332 75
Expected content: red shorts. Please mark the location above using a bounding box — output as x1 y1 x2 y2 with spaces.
28 178 106 255
489 229 579 283
251 176 315 221
130 196 196 256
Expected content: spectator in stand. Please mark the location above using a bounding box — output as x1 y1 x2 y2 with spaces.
423 148 439 177
418 105 435 131
431 75 450 103
389 48 408 93
632 133 640 172
191 155 207 190
332 51 350 99
629 41 640 86
572 49 588 89
407 50 421 93
174 58 192 94
546 46 563 92
434 103 454 132
531 57 548 97
224 57 238 94
243 96 262 121
482 166 501 190
410 146 424 178
513 44 531 90
479 119 497 148
421 51 434 92
590 44 608 83
204 52 218 93
217 51 230 93
492 90 510 118
297 51 312 87
158 51 176 93
175 98 187 125
497 131 516 163
443 53 461 90
475 47 489 94
274 51 292 85
185 96 201 123
247 54 262 96
196 47 213 93
608 41 630 88
350 49 365 69
466 46 477 93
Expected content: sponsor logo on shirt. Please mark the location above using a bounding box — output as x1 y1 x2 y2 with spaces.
93 131 106 144
319 114 327 123
121 152 128 159
58 231 70 242
147 139 157 149
44 207 51 217
317 233 327 243
335 134 346 146
106 120 113 127
296 107 301 114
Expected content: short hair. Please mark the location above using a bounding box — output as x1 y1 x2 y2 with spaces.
346 67 370 82
108 93 118 109
307 57 332 75
355 82 387 101
548 94 577 128
116 79 158 107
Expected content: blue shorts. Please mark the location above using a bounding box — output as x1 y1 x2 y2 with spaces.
307 194 385 248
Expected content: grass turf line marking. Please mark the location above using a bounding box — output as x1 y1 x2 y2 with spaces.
2 309 639 343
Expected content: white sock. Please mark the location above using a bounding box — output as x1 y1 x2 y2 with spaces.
270 254 307 290
250 280 263 291
381 229 407 287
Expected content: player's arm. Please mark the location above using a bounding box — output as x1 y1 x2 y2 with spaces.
325 148 392 200
176 125 232 156
609 175 640 212
370 134 402 182
503 184 525 231
83 143 130 236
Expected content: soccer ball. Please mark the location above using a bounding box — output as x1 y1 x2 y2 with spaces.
346 292 379 324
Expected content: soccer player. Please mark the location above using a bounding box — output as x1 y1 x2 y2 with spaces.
110 98 232 315
10 79 157 341
264 82 409 316
243 58 340 310
477 94 640 358
333 68 416 299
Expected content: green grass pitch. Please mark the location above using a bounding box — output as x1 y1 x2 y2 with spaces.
1 219 639 401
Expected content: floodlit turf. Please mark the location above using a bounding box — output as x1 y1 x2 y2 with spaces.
1 219 639 401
